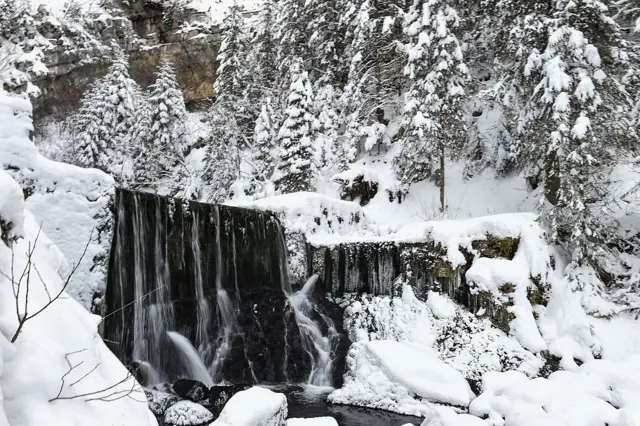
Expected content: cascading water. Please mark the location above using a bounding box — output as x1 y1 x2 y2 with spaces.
167 331 214 387
191 210 211 357
105 188 344 387
209 206 239 383
287 276 338 387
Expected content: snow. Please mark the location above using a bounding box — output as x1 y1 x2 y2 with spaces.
366 340 474 407
0 170 25 241
330 285 540 416
190 0 263 23
211 386 288 426
0 88 114 311
468 359 640 426
420 405 488 426
164 400 213 425
0 181 156 426
287 418 338 426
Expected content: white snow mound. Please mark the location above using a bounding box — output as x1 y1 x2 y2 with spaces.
287 418 339 426
164 400 213 426
212 386 287 426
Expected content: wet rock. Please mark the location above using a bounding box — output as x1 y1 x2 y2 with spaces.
209 384 250 411
173 379 209 402
145 388 180 416
164 400 214 426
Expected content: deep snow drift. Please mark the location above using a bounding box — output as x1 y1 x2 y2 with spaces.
0 169 156 426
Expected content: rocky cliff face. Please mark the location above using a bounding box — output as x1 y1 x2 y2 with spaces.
32 1 219 125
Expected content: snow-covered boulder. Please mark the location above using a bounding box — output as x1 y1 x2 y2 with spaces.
164 400 213 426
145 389 180 416
211 386 287 426
287 418 339 426
420 405 487 426
0 170 25 243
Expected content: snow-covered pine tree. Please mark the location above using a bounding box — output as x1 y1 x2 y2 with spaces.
275 0 310 83
70 51 144 176
394 0 469 211
253 0 279 90
340 0 407 156
273 59 318 193
214 1 246 104
313 77 340 171
134 59 186 187
509 0 637 262
252 98 279 181
306 0 348 84
69 79 111 170
202 106 241 202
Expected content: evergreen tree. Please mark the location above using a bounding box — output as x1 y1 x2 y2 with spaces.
202 108 241 202
274 60 318 193
313 78 340 170
134 59 186 186
214 1 247 104
394 0 469 211
70 52 144 175
340 0 407 155
252 98 279 181
275 0 310 82
253 0 279 89
306 0 348 84
503 0 637 262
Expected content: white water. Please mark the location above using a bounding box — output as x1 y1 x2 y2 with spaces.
209 206 238 383
191 210 211 356
167 331 214 387
287 275 337 387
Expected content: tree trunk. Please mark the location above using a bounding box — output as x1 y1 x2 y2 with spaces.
544 150 560 206
440 143 445 212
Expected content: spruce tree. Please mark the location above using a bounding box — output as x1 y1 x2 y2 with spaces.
70 52 144 175
502 0 637 262
275 0 310 82
394 0 469 211
202 106 241 202
273 59 318 193
252 98 279 181
253 0 279 89
213 1 247 105
313 78 340 170
134 59 186 186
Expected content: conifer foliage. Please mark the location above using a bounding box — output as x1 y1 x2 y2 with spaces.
274 59 318 193
394 0 469 211
70 51 142 175
134 58 186 186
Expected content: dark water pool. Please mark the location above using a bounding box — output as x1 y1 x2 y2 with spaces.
266 385 424 426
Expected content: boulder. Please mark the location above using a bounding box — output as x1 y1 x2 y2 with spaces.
287 418 339 426
173 379 209 402
164 400 214 426
209 384 251 410
145 388 180 416
211 386 288 426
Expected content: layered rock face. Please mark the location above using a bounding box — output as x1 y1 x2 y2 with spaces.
32 0 218 124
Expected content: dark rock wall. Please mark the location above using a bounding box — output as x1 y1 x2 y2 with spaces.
104 188 348 386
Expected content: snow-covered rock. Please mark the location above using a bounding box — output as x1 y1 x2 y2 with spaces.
164 400 213 426
468 359 640 426
287 418 339 426
420 405 488 426
145 389 180 416
0 170 25 242
211 386 287 426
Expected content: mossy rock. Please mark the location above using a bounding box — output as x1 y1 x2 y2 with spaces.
472 234 520 259
527 287 548 306
499 282 516 293
435 259 456 278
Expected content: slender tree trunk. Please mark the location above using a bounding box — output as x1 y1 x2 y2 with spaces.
545 150 560 206
440 142 445 212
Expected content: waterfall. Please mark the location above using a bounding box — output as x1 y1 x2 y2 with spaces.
287 275 338 388
105 188 343 387
191 210 211 357
167 331 214 387
209 206 238 383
